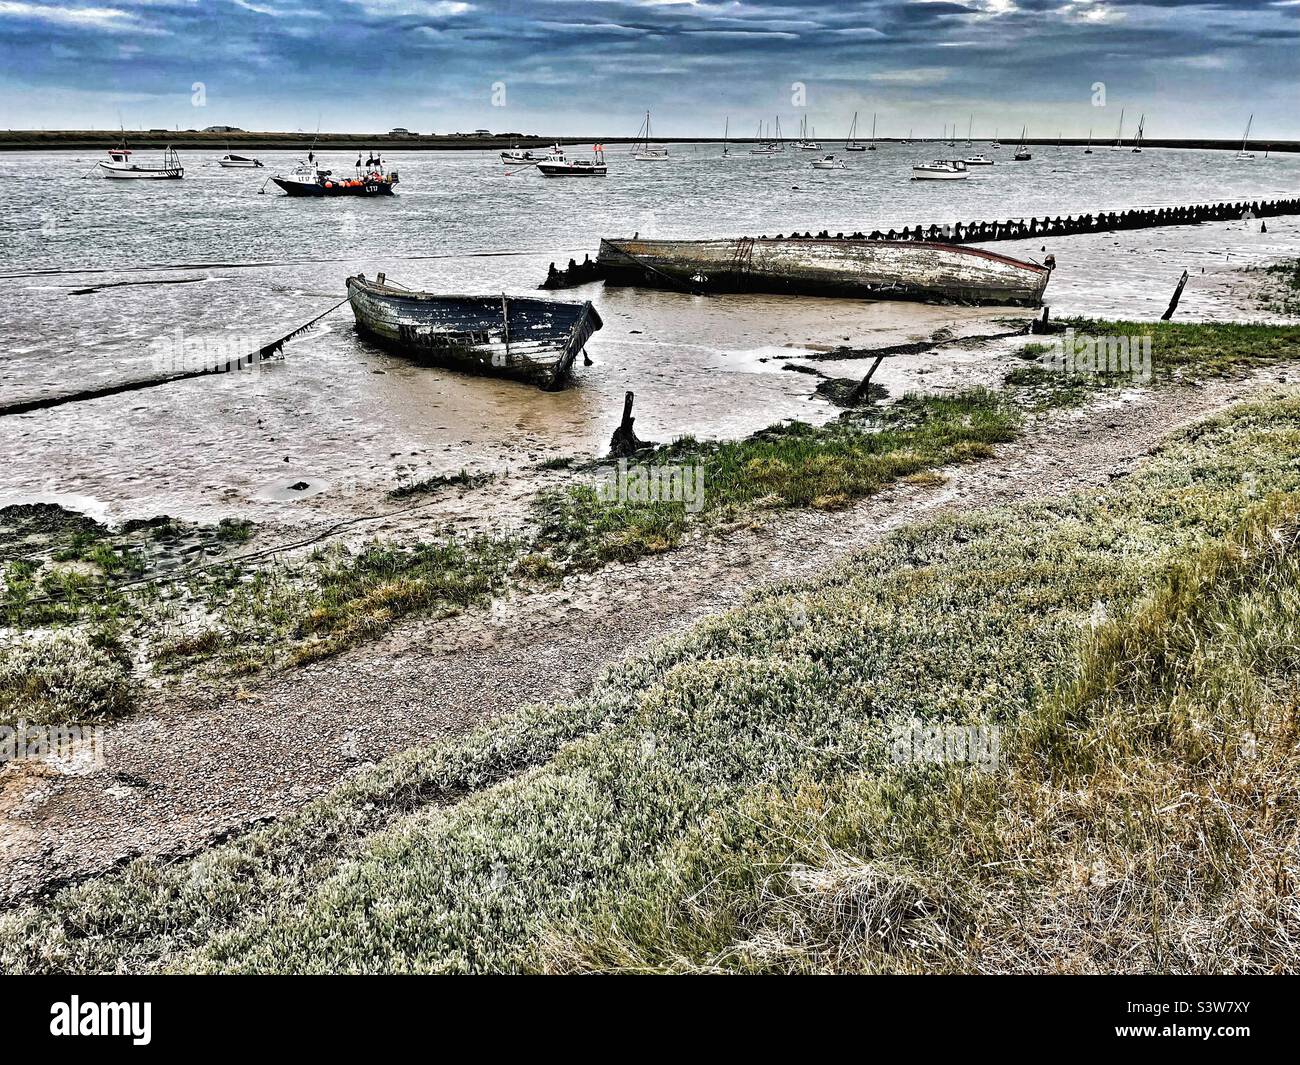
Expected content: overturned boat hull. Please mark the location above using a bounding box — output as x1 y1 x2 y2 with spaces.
346 275 602 389
597 236 1051 305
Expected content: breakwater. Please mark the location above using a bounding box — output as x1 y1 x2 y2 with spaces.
765 196 1300 245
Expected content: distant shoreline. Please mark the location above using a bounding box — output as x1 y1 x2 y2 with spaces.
1 130 1297 153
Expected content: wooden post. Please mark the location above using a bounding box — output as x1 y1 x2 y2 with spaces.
848 354 887 404
1161 270 1189 321
609 391 650 456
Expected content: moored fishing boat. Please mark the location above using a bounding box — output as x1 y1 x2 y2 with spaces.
596 236 1052 306
98 144 183 179
537 146 607 177
346 273 603 389
272 151 397 196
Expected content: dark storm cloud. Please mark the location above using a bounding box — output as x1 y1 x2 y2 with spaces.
0 1 1294 137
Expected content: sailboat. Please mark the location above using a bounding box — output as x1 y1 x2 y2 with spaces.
1084 129 1093 154
903 128 912 146
722 117 730 158
1013 126 1031 161
1109 108 1126 151
845 112 866 151
632 111 669 161
1236 115 1255 160
1131 114 1144 153
750 119 779 155
868 113 878 150
794 115 820 150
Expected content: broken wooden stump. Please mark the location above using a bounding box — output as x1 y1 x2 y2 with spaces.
847 354 887 405
609 391 655 457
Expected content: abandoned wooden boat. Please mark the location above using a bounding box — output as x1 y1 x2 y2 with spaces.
346 273 603 388
597 237 1052 306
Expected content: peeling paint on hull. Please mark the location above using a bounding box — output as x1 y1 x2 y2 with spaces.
346 275 602 390
598 237 1052 306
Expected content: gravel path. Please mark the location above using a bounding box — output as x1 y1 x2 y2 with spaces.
0 369 1290 907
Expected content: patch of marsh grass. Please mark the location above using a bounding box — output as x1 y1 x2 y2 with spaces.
4 390 1298 973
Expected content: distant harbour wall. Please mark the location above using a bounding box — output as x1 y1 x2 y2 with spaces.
0 130 1296 153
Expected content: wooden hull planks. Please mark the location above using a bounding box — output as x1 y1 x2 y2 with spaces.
345 275 602 389
597 237 1052 305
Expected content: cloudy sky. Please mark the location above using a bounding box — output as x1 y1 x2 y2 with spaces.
1 1 1296 139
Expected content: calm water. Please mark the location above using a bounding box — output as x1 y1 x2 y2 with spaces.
2 144 1298 523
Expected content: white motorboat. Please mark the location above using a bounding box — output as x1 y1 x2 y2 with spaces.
632 111 669 161
98 144 183 179
501 144 565 164
218 153 263 168
912 159 969 180
963 154 994 166
811 154 846 170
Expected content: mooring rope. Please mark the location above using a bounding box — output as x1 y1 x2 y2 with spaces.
0 296 350 419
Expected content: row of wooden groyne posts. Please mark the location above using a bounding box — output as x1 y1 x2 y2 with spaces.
542 196 1300 287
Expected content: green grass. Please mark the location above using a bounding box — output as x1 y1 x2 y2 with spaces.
389 468 494 500
533 390 1018 568
5 321 1299 706
1260 258 1300 317
3 388 1298 973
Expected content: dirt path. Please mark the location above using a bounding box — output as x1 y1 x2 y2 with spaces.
0 369 1291 907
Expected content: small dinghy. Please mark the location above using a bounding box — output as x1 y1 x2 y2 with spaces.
99 144 183 179
346 273 603 389
218 153 263 168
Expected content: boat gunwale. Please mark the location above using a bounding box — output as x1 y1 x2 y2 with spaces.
346 275 605 322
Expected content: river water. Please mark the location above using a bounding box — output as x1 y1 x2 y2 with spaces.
2 144 1298 524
